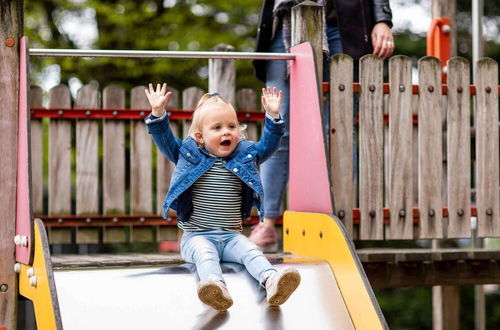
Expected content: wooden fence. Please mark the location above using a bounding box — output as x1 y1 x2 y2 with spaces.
330 55 499 240
29 83 262 245
30 55 500 244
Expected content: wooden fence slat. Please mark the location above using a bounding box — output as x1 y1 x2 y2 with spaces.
30 85 44 214
388 56 413 239
236 88 259 141
475 58 499 237
102 85 126 243
359 55 384 240
418 57 443 239
131 227 154 243
330 54 354 238
48 85 73 244
182 87 205 138
75 84 100 215
76 227 100 244
75 84 100 244
103 227 127 243
130 86 153 214
446 57 471 238
103 85 126 214
48 85 72 215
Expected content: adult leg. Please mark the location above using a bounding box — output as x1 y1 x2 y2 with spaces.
250 28 289 251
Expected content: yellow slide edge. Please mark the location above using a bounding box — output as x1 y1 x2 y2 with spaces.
283 210 388 330
19 218 62 330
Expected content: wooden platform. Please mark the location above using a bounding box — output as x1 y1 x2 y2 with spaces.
357 248 500 288
51 248 500 289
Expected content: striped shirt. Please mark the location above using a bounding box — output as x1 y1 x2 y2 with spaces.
179 159 243 232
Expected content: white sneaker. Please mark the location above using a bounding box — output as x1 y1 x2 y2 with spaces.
265 267 301 306
197 279 233 311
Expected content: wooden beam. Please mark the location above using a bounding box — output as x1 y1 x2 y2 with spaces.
358 248 500 288
0 1 23 328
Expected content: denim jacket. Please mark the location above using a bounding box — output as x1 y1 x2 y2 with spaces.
146 113 285 222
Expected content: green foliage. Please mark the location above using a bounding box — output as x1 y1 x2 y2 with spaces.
376 287 433 330
25 0 262 93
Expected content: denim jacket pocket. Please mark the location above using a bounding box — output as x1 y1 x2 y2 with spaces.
179 144 201 164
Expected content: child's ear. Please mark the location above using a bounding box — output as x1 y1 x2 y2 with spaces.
194 132 204 144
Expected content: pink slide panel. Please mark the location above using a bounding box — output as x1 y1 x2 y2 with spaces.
16 36 34 264
288 42 333 214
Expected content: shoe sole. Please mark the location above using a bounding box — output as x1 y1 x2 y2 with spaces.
268 269 301 306
198 283 233 311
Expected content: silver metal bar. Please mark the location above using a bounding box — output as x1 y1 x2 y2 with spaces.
472 0 484 80
29 49 295 60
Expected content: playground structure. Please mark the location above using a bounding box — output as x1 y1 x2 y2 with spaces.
1 1 500 329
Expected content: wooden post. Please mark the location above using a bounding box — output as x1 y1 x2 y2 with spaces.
291 1 323 93
0 1 23 328
209 44 235 104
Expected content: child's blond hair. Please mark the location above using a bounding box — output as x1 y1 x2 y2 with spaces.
188 93 247 141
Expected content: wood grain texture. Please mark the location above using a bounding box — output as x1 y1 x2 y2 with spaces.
418 57 443 238
0 1 22 325
236 88 259 141
130 86 153 213
30 85 44 214
291 1 323 86
359 55 384 240
446 57 471 238
103 85 126 214
329 54 354 238
182 87 205 138
388 56 413 239
76 84 100 215
48 85 72 215
76 227 100 244
47 85 74 243
475 58 499 237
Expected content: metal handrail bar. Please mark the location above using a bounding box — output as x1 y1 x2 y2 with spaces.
29 49 295 60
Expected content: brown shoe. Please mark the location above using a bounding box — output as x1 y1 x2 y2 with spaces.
197 279 233 311
265 268 301 306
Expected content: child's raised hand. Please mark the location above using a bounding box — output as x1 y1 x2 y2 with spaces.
145 83 172 117
261 87 282 119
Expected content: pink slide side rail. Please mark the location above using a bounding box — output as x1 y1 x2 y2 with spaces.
16 36 34 264
288 42 334 214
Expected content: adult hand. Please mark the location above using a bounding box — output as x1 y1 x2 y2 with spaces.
261 87 282 119
371 22 394 59
145 83 172 117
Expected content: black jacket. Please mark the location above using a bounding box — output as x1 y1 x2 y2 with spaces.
253 0 393 82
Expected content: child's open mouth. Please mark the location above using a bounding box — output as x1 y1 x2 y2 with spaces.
220 140 231 146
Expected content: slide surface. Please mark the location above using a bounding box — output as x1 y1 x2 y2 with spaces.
53 257 354 330
21 214 385 330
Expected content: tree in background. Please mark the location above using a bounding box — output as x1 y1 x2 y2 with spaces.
26 0 261 96
25 0 500 97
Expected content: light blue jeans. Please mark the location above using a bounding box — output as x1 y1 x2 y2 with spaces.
260 25 343 218
180 230 277 286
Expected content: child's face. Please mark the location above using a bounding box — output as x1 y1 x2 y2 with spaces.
196 106 240 157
